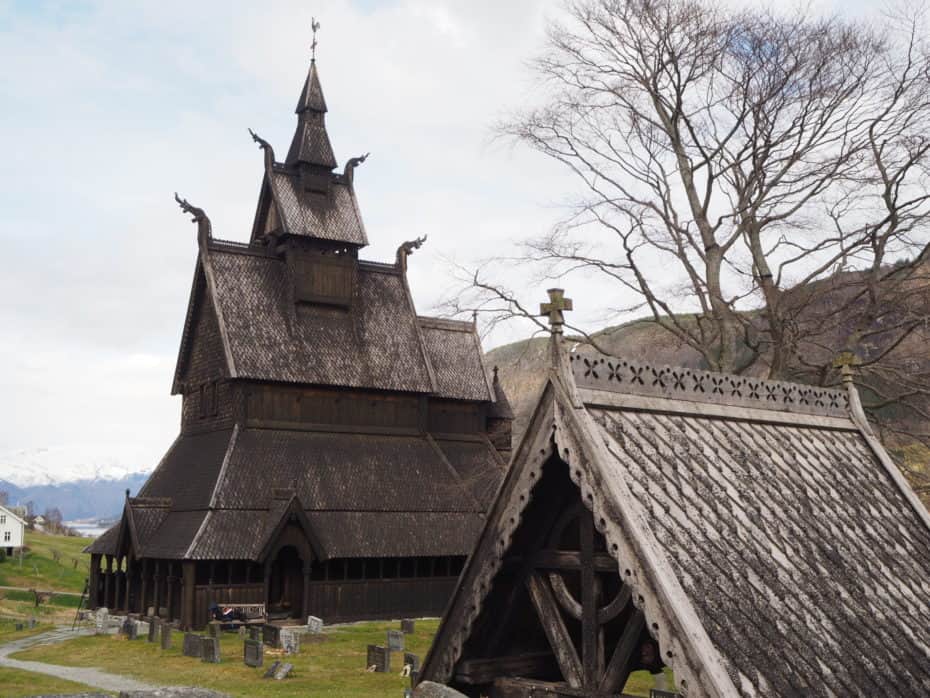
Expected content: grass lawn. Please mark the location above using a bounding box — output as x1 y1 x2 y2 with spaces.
0 616 56 643
0 666 112 697
0 530 93 594
12 619 672 697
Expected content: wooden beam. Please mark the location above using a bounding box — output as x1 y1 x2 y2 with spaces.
525 572 583 688
580 514 598 688
532 550 617 572
599 608 645 693
455 651 555 685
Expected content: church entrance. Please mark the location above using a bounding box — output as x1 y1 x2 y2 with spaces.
268 545 304 618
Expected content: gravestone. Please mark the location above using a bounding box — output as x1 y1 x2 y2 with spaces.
404 652 421 673
27 618 37 629
401 619 415 634
201 636 221 663
123 618 138 640
262 624 280 648
263 661 281 679
237 626 247 639
161 626 173 650
306 616 323 634
147 619 161 643
158 606 168 617
14 623 23 632
182 632 203 658
146 606 155 617
387 629 405 651
248 626 261 642
243 639 263 668
366 644 390 673
271 662 293 680
280 628 300 655
94 607 109 635
136 620 150 638
207 621 221 638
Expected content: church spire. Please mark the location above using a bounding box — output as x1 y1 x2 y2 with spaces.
285 23 337 172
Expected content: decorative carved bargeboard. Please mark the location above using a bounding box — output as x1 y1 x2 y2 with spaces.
570 353 850 419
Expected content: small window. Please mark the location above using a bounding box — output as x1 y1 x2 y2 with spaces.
199 382 218 418
0 515 6 524
3 531 10 542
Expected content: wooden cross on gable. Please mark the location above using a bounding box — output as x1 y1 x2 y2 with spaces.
541 288 573 334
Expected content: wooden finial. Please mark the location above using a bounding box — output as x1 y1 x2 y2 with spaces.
540 288 573 335
832 351 862 384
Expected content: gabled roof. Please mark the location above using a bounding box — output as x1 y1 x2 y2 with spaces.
0 504 26 527
171 246 496 402
422 335 930 697
88 426 504 562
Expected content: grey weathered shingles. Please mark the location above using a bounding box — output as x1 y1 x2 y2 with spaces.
306 512 483 558
137 430 232 511
212 429 484 513
269 173 367 245
592 408 930 697
418 318 492 401
435 439 504 509
209 250 436 394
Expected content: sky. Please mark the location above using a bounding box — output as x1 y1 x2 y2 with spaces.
0 0 879 478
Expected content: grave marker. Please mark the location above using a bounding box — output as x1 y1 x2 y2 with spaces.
201 636 221 663
207 621 221 638
248 626 261 642
182 632 202 658
387 629 405 651
401 619 415 634
161 626 173 650
244 639 263 668
404 652 421 673
262 624 280 648
306 615 323 633
366 644 390 673
147 619 160 643
94 607 109 635
280 628 301 655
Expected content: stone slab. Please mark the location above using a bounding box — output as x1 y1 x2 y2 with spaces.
243 638 263 668
182 632 202 658
306 616 323 633
387 629 405 651
401 619 415 634
201 636 221 663
412 682 469 698
404 652 421 673
366 644 390 673
280 628 300 655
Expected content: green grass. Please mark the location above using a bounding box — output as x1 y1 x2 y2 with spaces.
0 616 55 643
11 619 672 697
0 666 112 697
0 530 92 594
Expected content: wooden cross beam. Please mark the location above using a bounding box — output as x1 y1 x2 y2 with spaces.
540 288 573 334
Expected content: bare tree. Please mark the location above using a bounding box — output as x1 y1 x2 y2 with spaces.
449 0 930 492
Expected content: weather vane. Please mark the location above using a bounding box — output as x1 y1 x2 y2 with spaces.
311 17 321 61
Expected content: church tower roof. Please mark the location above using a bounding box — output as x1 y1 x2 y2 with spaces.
285 60 337 170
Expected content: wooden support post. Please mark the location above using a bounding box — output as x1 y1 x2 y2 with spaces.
182 561 195 630
580 514 598 688
525 572 583 688
166 563 175 620
140 559 149 615
123 557 132 613
89 554 101 608
103 555 112 609
599 608 645 693
302 559 312 620
153 561 161 616
263 561 271 609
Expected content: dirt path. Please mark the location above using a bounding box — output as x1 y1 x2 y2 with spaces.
0 626 161 693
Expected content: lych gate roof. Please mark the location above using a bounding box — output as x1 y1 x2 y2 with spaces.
422 331 930 696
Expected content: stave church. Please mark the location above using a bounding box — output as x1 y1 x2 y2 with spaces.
86 43 513 630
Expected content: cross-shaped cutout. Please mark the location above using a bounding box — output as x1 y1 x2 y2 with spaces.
540 288 573 334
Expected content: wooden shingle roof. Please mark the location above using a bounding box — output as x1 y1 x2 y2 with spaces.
421 333 930 697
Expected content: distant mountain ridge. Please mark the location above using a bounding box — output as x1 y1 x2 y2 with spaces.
0 473 149 521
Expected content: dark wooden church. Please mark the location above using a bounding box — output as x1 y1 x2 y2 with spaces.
419 291 930 697
86 49 513 630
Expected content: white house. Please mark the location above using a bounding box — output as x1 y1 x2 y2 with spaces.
0 505 25 555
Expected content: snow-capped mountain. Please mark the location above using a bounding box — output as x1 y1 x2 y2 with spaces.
0 444 155 487
0 444 156 521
